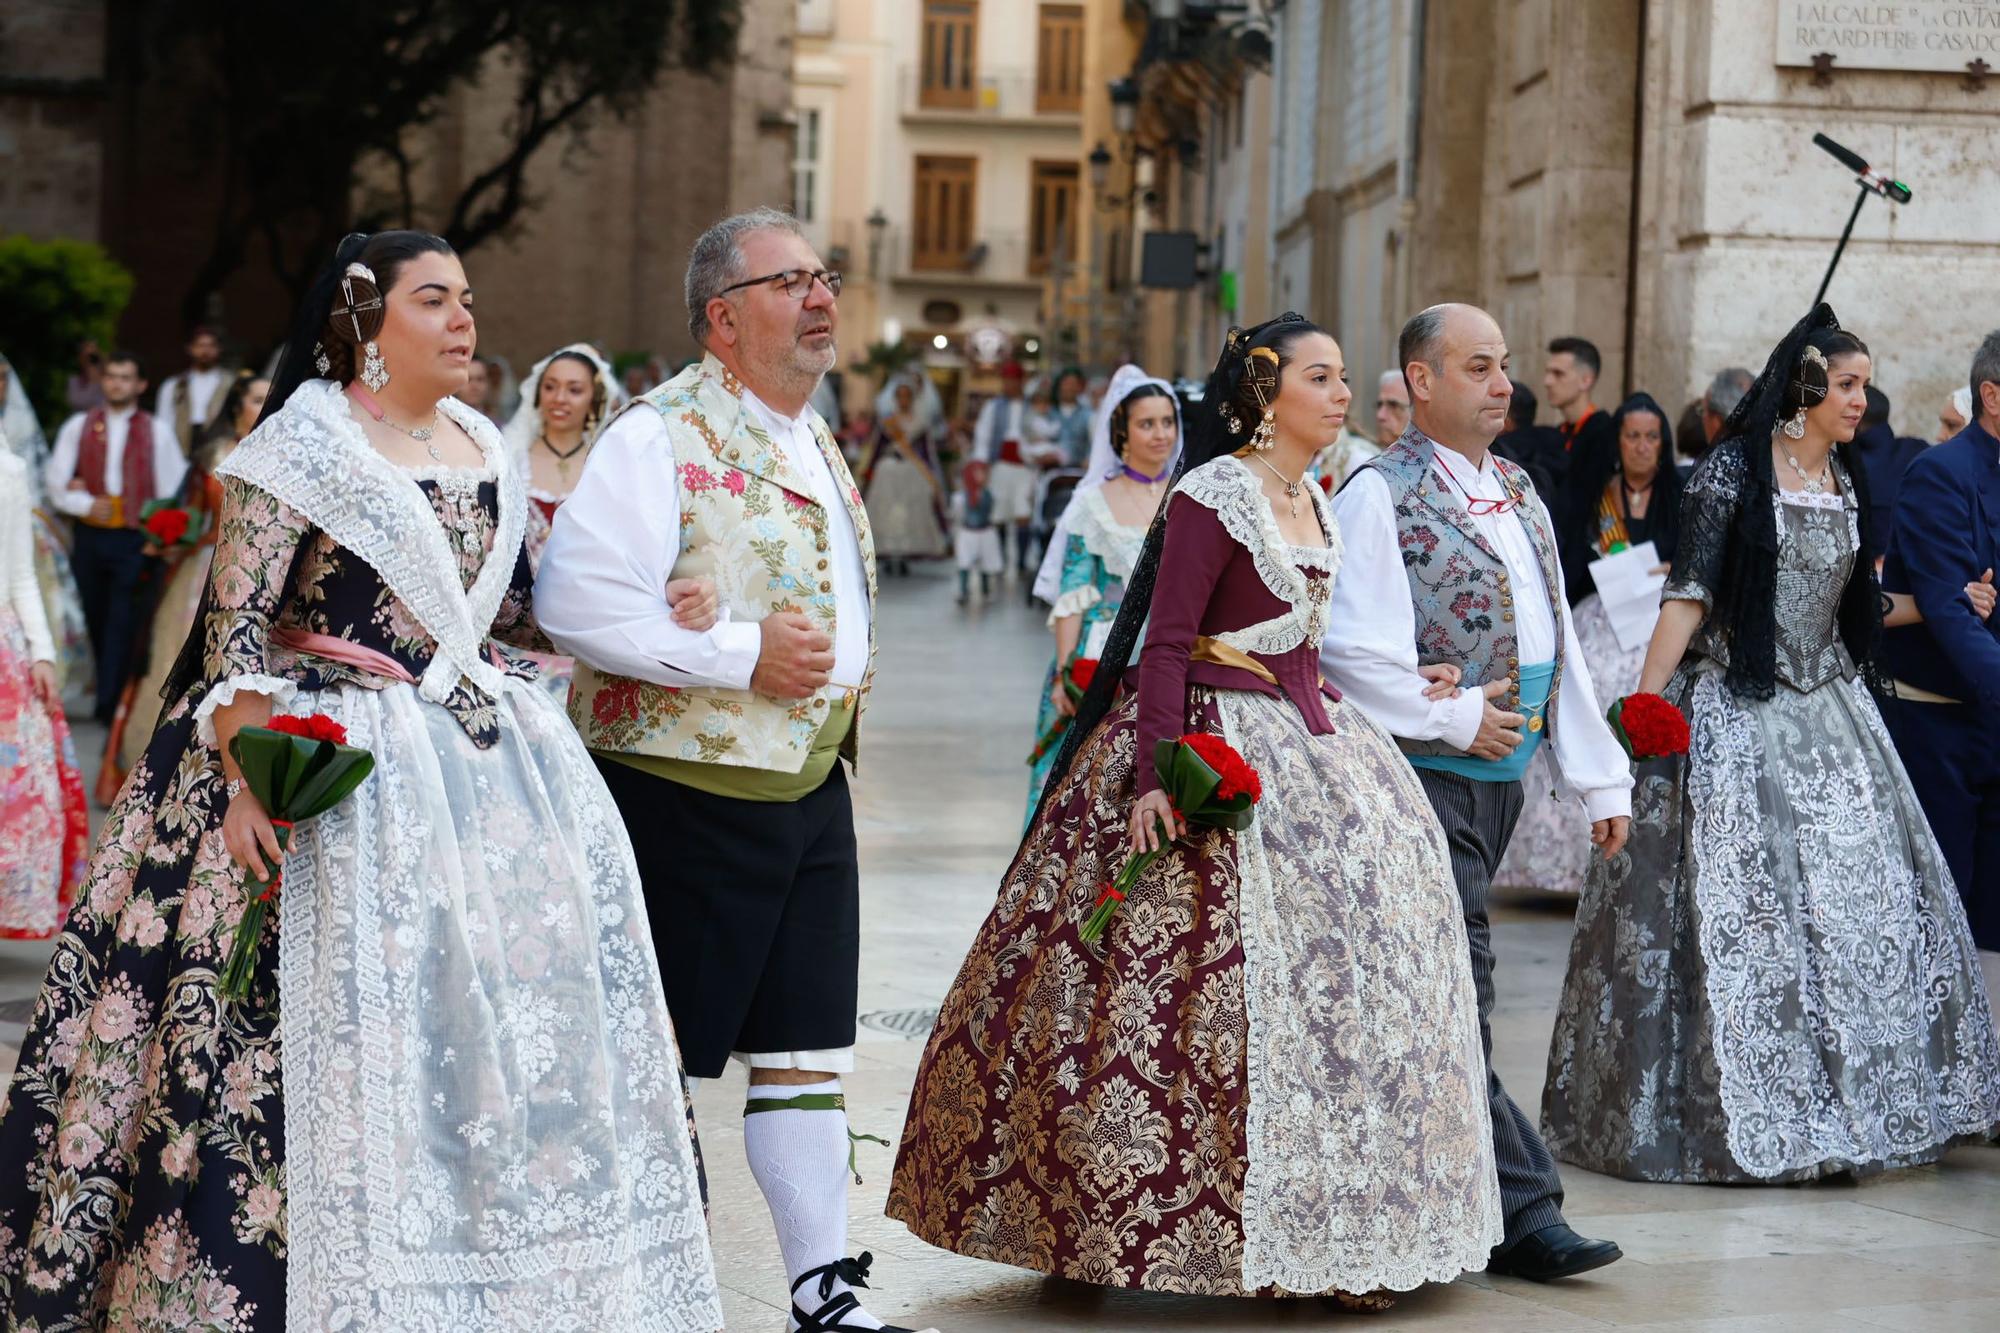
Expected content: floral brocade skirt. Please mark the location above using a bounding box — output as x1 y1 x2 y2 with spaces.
889 686 1502 1297
0 674 720 1331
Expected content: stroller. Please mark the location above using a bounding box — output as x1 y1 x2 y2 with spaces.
1025 466 1087 602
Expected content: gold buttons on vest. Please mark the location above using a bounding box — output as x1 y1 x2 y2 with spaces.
819 580 832 593
817 559 829 571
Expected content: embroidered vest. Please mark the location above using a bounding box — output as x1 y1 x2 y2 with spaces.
1356 430 1567 759
76 407 159 526
567 356 879 773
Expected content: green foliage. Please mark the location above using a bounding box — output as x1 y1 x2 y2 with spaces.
156 0 745 315
0 235 134 434
852 339 919 387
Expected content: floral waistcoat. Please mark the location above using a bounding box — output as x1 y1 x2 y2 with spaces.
1358 429 1567 756
567 355 879 773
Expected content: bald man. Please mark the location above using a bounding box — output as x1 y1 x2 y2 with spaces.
1321 304 1631 1282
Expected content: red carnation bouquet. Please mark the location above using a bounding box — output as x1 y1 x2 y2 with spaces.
1026 656 1101 767
1079 732 1262 943
1605 692 1690 761
139 498 209 551
220 712 376 1002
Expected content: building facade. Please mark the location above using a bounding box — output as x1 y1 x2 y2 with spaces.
1093 0 1997 438
795 0 1088 416
0 0 798 386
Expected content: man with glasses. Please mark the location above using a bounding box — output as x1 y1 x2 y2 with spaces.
1321 303 1632 1284
538 208 935 1333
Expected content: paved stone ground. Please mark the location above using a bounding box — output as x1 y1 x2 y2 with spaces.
4 564 1998 1330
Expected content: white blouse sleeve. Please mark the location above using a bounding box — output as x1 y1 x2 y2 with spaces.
1321 470 1484 748
534 410 762 690
2 460 56 663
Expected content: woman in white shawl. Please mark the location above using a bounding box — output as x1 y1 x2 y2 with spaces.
501 343 621 701
0 353 90 693
1024 364 1182 814
502 341 621 561
862 369 949 573
0 232 722 1331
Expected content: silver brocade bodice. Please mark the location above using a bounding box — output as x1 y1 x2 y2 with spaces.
1678 454 1859 692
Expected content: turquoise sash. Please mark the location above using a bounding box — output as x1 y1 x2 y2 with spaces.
1407 660 1555 784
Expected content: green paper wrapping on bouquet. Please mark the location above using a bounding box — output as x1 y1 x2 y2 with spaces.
1078 732 1263 943
219 718 376 1002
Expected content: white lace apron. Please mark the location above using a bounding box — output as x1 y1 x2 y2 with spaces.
216 382 721 1331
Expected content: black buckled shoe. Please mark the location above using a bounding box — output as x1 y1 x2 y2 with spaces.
1486 1223 1623 1282
789 1253 939 1333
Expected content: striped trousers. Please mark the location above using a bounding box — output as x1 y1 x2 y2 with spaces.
1416 768 1568 1246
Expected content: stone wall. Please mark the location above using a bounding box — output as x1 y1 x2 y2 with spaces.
0 0 105 244
1631 0 2000 438
389 0 797 376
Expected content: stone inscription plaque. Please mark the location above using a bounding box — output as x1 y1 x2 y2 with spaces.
1775 1 2000 73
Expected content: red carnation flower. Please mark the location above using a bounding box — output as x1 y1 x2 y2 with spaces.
1179 732 1262 803
1069 658 1098 692
1608 692 1689 761
144 507 191 546
266 713 349 746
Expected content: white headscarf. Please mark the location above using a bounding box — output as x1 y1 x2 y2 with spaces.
1032 363 1183 604
501 343 620 494
0 353 49 501
1951 386 1974 422
874 368 945 437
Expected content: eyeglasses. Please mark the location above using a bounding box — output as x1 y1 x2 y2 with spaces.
718 269 843 300
1432 449 1523 515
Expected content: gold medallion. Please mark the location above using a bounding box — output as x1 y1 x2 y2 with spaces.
1528 714 1545 733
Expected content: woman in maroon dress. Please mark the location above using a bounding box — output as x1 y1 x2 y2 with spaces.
888 316 1502 1308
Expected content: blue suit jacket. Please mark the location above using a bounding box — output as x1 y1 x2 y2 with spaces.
1881 421 2000 708
1852 422 1931 547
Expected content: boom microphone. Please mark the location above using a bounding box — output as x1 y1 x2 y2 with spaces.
1812 133 1913 204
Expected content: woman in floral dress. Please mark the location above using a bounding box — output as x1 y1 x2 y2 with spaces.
0 448 89 939
1543 305 2000 1183
889 316 1501 1309
0 352 91 695
1024 365 1182 815
0 231 721 1331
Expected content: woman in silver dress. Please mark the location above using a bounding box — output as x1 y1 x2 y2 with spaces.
1542 305 2000 1183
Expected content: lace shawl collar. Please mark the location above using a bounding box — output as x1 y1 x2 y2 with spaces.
217 379 524 706
1174 454 1343 655
1068 486 1150 582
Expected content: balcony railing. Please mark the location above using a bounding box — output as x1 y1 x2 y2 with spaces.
901 65 1083 121
873 225 1046 288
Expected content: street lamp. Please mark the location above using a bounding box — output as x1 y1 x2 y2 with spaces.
866 208 888 278
1088 142 1113 195
1109 77 1139 137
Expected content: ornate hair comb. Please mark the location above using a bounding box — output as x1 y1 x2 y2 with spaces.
332 263 384 341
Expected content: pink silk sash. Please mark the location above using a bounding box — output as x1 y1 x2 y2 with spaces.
272 628 417 684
